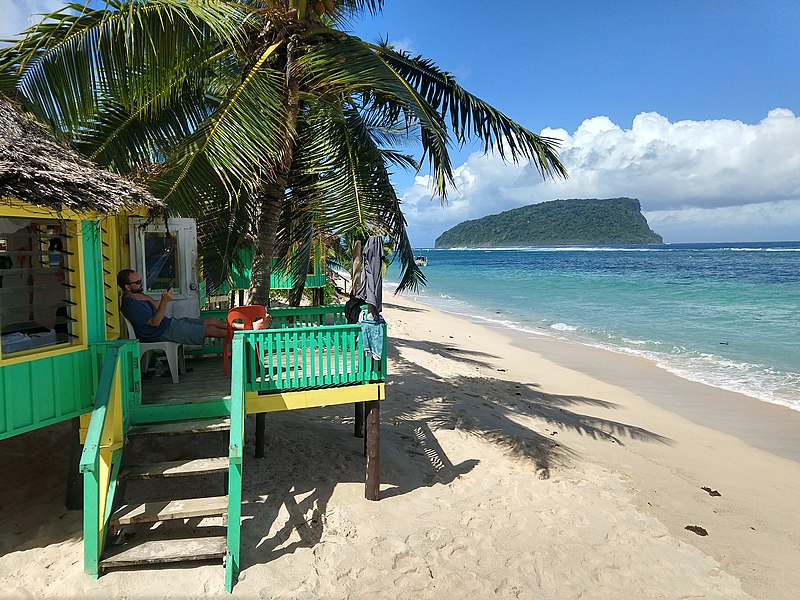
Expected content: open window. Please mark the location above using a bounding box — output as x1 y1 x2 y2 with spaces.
0 217 78 357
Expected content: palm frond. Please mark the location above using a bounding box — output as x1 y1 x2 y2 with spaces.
1 0 248 139
296 35 456 197
152 53 292 216
374 44 568 181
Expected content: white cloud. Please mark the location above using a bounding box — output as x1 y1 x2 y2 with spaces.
402 109 800 245
389 36 415 54
1 1 63 41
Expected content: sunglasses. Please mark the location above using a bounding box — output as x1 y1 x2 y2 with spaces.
129 279 142 286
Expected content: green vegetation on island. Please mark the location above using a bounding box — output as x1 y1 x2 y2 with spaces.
435 197 663 248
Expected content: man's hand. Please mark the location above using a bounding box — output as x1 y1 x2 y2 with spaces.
144 288 173 327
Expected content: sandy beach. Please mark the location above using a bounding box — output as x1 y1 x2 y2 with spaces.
1 291 799 599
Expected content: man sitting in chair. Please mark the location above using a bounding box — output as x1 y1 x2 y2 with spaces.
118 269 265 344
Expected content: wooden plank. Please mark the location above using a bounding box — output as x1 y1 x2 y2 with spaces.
120 457 229 480
129 399 230 425
365 398 380 501
100 536 226 568
246 383 385 414
111 495 228 526
127 417 230 437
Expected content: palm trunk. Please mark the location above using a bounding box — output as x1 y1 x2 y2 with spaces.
248 183 284 307
247 35 301 307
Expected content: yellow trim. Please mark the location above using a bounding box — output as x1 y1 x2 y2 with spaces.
1 197 151 221
97 360 124 543
97 451 112 544
71 220 88 347
0 341 88 366
1 197 95 220
245 383 385 414
79 412 92 445
100 216 122 340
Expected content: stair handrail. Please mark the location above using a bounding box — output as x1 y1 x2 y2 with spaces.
79 340 137 579
225 333 246 592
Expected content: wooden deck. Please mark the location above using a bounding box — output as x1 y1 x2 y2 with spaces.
142 355 231 406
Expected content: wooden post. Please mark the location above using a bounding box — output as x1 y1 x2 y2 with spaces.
65 416 84 510
254 413 266 458
354 402 364 438
364 399 380 501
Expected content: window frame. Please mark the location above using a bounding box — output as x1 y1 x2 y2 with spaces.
0 204 88 365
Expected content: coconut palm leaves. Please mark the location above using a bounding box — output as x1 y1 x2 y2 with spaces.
1 0 566 300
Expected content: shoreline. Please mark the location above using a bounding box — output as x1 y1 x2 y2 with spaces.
403 292 800 416
401 291 800 463
384 291 800 599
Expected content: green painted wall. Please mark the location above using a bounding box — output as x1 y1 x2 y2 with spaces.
0 349 95 440
221 245 327 292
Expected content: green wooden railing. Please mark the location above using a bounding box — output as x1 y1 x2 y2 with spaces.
238 322 386 393
79 340 138 578
269 304 348 328
223 316 386 589
189 304 350 357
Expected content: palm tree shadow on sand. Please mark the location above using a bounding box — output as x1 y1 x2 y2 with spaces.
384 336 672 480
237 332 671 568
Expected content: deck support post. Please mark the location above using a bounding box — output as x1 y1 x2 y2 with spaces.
65 416 84 510
354 402 364 438
364 399 380 501
254 413 266 458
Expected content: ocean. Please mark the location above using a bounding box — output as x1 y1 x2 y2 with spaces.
387 242 800 412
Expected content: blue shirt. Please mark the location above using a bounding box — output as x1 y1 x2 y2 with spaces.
121 296 171 342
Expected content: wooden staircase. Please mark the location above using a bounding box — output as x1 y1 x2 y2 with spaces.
99 417 232 571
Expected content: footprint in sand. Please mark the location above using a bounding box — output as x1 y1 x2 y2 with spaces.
460 509 481 528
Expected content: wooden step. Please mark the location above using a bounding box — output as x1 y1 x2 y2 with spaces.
100 536 227 569
127 417 230 437
120 457 229 480
111 496 228 526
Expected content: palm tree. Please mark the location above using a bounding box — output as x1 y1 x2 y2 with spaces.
0 0 567 305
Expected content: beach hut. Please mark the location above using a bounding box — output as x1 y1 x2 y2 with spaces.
0 98 386 592
0 96 160 442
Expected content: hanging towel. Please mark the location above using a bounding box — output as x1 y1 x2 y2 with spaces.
356 236 384 315
345 294 365 324
360 315 385 361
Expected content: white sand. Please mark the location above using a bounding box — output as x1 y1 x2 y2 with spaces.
2 292 799 599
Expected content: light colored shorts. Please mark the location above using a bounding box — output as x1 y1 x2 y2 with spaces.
162 317 206 345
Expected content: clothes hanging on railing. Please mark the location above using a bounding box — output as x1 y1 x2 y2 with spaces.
360 315 385 361
356 236 383 317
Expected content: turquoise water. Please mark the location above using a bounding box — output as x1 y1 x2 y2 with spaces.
387 242 800 411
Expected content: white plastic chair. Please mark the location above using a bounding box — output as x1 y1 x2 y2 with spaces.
123 316 185 384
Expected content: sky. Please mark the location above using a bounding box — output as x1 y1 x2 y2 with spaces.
5 1 800 246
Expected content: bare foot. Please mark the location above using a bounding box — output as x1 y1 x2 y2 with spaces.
252 316 272 330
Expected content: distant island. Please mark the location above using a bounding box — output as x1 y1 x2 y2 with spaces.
434 197 663 248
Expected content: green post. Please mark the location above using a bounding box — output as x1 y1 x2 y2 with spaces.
81 221 106 343
225 335 245 592
83 467 100 578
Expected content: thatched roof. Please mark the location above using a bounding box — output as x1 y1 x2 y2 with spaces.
0 97 161 213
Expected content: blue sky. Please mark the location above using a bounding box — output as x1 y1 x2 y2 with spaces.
5 1 800 245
